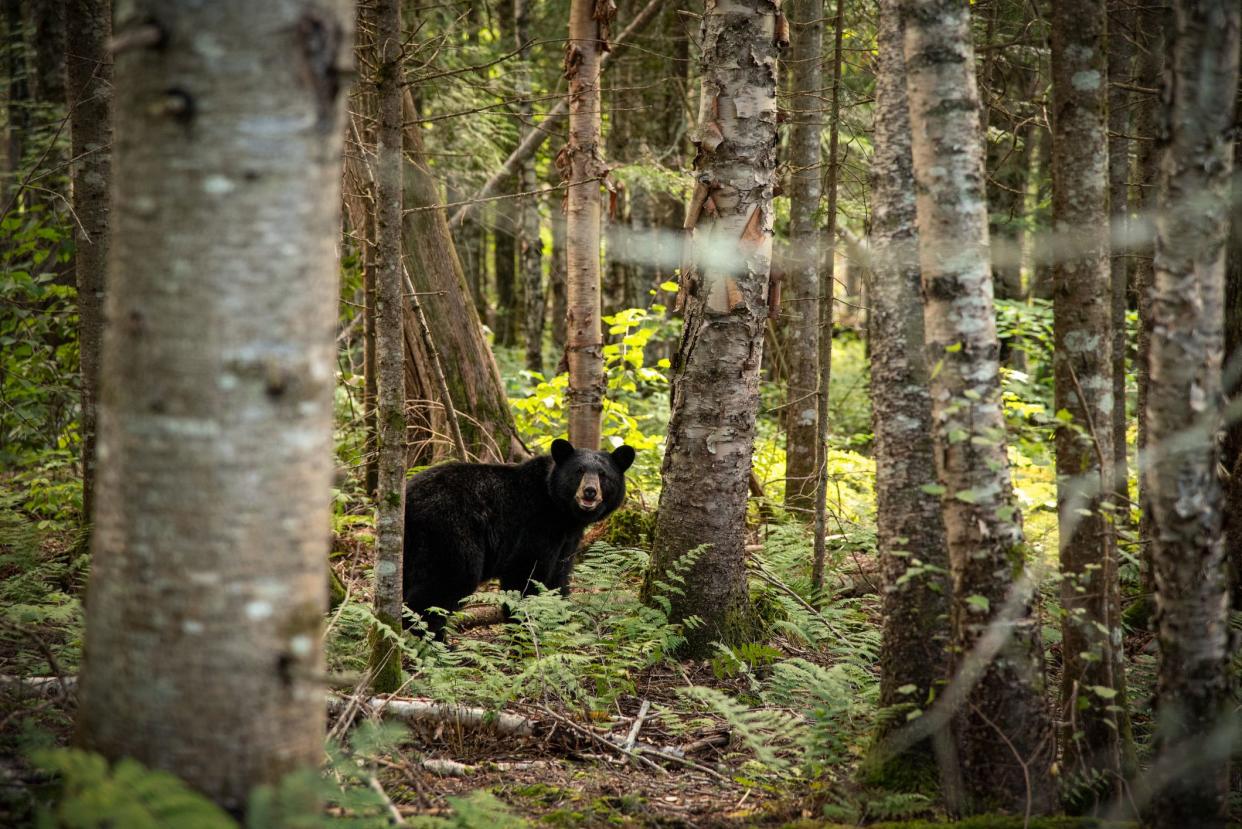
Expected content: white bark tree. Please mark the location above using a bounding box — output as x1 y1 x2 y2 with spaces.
76 0 351 811
1147 2 1239 825
900 0 1054 812
645 0 779 657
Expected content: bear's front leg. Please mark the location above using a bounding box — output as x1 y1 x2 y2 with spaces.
548 537 582 597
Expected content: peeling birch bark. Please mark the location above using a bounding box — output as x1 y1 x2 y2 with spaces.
76 0 351 811
645 0 778 658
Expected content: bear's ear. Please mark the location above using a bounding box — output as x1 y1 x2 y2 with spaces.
551 438 575 465
610 444 636 473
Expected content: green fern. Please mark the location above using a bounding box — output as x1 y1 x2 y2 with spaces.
33 749 236 829
677 685 806 771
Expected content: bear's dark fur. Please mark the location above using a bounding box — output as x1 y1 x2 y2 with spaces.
402 438 636 639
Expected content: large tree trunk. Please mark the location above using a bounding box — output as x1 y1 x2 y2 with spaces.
401 95 527 463
1050 0 1126 802
562 0 611 449
900 0 1054 814
782 0 823 512
368 0 405 695
644 0 777 657
1146 3 1239 826
65 0 111 532
76 0 350 812
869 0 950 779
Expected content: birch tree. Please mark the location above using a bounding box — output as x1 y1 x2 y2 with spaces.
1147 3 1239 825
783 0 823 511
562 0 611 449
1049 0 1127 798
76 0 350 811
869 0 950 776
900 0 1054 812
65 0 111 530
645 0 779 657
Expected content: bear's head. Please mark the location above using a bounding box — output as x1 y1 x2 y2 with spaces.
549 438 636 522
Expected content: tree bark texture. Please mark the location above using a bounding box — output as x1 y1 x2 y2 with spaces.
76 0 350 811
1132 3 1166 591
369 0 405 695
782 0 823 512
549 197 568 351
516 0 544 375
870 0 950 770
1107 0 1133 525
363 212 380 493
1146 3 1239 826
561 0 613 449
1050 0 1126 798
65 0 111 531
646 0 778 657
1227 96 1242 635
401 96 527 463
900 0 1054 813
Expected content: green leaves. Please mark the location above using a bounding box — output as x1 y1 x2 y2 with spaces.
965 594 991 614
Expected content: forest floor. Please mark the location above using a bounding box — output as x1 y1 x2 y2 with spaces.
0 498 1191 829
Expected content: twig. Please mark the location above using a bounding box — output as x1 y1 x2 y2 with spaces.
367 775 405 825
528 703 667 776
623 699 650 752
971 702 1035 829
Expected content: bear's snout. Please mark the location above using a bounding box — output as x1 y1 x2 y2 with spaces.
576 472 602 509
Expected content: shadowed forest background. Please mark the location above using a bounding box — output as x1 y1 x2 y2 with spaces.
0 0 1240 827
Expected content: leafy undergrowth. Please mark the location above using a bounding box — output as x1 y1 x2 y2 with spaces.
321 519 898 827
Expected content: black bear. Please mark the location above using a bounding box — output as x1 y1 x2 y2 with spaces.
401 438 636 640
